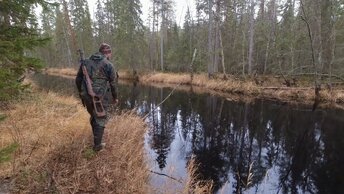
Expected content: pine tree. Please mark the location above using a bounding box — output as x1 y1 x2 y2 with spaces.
0 0 51 100
38 4 57 66
70 0 94 56
55 5 71 67
113 0 145 70
180 8 194 68
94 0 106 44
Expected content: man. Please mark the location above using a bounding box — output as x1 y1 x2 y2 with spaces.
75 43 118 151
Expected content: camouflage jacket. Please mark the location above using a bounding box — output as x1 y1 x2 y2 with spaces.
75 52 118 100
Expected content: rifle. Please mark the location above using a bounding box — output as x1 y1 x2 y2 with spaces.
78 49 106 117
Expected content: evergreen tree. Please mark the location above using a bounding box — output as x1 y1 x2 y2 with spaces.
94 0 106 44
103 0 118 46
179 8 194 69
277 0 297 73
38 4 57 66
70 0 94 56
113 0 145 70
54 5 71 67
166 22 181 71
0 0 51 100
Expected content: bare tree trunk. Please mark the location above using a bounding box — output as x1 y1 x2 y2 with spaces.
160 0 164 71
327 1 335 90
242 30 246 76
62 21 72 67
208 0 214 77
190 48 197 83
150 1 156 70
263 0 276 74
214 21 220 74
300 0 321 97
156 3 160 70
321 0 333 75
214 0 222 74
329 28 335 90
264 39 270 74
248 0 255 75
219 29 227 78
290 0 296 73
61 0 77 65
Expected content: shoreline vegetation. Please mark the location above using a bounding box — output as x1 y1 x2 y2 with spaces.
46 67 344 109
0 79 212 193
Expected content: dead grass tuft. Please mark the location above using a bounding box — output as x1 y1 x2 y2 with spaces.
183 157 213 194
148 157 213 194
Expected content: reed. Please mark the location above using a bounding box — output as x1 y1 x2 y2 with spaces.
183 158 213 194
148 157 213 194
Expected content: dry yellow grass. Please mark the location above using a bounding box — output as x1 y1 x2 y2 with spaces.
139 72 344 105
45 68 78 76
140 72 259 94
0 89 149 193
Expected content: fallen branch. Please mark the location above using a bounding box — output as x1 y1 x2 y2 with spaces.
291 73 344 82
143 82 182 119
260 87 311 90
149 170 183 183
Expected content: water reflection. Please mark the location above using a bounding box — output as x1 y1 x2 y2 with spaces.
32 74 344 194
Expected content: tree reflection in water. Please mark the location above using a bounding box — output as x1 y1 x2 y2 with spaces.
140 86 344 194
32 74 344 194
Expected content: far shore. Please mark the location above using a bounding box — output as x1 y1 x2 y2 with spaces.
44 67 344 109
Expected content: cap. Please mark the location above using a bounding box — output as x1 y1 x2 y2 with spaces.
99 43 111 54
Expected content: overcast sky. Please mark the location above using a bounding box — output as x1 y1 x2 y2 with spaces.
87 0 196 26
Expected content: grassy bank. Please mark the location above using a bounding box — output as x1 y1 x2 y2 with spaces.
45 68 344 106
0 80 213 193
140 72 344 105
0 87 149 193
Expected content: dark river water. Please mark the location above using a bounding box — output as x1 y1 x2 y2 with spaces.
32 74 344 194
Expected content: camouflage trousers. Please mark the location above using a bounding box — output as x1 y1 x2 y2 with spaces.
82 95 109 147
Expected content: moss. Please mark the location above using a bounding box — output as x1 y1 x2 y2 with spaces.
0 142 19 164
0 114 6 122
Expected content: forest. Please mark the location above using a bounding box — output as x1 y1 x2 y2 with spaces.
2 0 344 100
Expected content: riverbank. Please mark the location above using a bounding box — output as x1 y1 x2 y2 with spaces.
0 79 213 193
45 68 344 108
0 87 148 193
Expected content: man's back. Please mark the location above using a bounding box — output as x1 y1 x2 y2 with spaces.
76 52 117 100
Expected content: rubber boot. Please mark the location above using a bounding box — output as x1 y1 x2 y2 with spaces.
93 126 105 151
